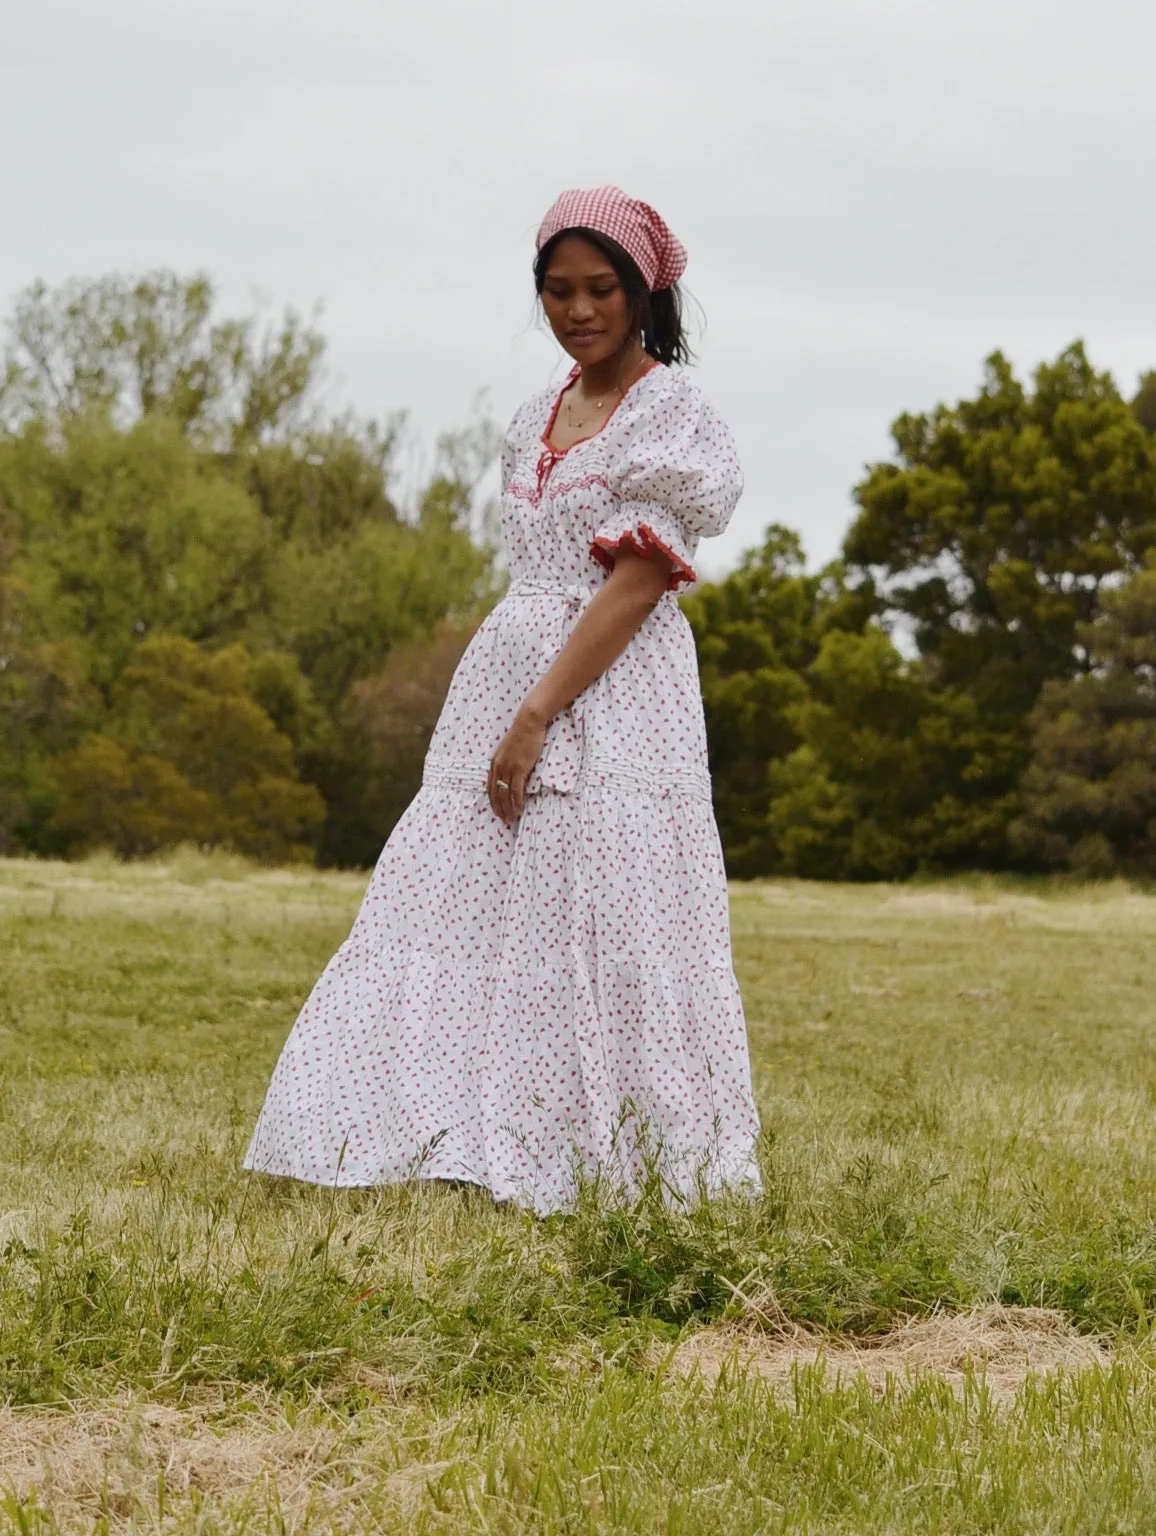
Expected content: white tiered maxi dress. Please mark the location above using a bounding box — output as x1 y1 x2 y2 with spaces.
243 363 762 1215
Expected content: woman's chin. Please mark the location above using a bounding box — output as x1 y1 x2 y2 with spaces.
559 337 620 370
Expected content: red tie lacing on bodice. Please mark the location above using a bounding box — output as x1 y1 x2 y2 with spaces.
535 444 564 503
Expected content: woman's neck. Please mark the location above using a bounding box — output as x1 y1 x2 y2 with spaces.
577 340 651 399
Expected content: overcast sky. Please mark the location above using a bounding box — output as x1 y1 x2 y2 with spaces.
4 0 1154 576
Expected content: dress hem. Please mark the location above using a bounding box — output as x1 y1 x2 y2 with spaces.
242 1154 764 1218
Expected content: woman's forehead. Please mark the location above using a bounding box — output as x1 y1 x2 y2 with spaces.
543 235 617 280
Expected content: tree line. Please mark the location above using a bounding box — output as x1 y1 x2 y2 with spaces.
2 272 1154 877
0 273 497 868
693 350 1156 878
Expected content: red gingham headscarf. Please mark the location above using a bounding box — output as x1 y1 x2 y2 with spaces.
536 185 688 293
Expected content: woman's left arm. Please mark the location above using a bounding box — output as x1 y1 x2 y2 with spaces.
487 548 673 826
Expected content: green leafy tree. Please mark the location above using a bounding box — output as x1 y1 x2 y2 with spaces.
839 342 1156 869
257 418 502 865
0 271 503 866
267 488 495 710
1011 564 1156 874
1134 372 1156 436
847 343 1156 722
0 416 271 685
769 629 1022 880
245 647 330 763
337 620 477 860
49 636 324 860
0 503 96 850
0 272 325 447
242 418 402 544
686 526 871 876
1 408 496 710
0 640 95 854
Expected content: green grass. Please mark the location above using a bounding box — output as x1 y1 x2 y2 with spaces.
3 851 1156 1531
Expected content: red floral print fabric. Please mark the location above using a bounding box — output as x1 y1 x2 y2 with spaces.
244 365 762 1214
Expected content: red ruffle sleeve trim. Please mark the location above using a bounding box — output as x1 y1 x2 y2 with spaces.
590 523 697 591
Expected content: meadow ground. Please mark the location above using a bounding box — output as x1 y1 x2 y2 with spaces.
3 852 1156 1532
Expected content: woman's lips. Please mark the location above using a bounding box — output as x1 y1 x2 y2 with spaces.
568 331 602 343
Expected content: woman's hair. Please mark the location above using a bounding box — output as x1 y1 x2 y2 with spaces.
533 228 693 367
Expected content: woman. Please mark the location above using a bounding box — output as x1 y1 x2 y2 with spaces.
244 186 762 1215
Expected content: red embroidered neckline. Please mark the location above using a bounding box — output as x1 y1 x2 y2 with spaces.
541 360 662 459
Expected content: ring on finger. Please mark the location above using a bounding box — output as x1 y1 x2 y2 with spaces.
495 779 510 790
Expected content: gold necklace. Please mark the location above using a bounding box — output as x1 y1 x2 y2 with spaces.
564 387 619 434
563 352 649 434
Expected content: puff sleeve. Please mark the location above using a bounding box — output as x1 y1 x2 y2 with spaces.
500 432 517 497
500 395 539 496
591 371 744 590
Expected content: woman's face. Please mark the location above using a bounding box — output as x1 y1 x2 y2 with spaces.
540 234 635 369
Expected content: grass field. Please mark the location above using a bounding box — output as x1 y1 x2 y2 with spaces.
3 851 1156 1532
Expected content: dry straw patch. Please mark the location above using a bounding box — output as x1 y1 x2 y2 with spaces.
0 1396 443 1530
4 1312 1110 1527
1 1400 325 1519
669 1305 1111 1403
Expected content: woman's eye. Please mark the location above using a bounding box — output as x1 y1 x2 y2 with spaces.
590 287 616 299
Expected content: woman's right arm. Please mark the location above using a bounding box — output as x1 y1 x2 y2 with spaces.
486 546 674 826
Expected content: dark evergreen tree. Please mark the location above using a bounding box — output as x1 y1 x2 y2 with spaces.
1012 564 1156 875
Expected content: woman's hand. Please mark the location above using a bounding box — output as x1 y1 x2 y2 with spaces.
486 547 673 829
488 705 548 826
